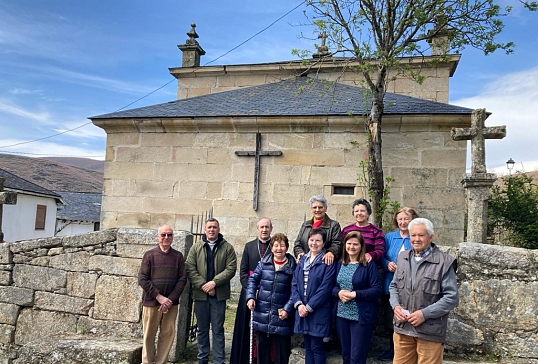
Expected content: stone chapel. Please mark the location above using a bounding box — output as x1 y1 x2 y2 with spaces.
91 24 475 251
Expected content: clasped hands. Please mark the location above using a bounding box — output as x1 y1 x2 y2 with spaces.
394 305 425 327
202 280 216 296
338 289 356 303
156 294 172 313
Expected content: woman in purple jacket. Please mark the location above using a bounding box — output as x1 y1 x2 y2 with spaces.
333 231 381 364
292 228 336 364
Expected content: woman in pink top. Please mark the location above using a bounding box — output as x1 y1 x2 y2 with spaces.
341 199 385 263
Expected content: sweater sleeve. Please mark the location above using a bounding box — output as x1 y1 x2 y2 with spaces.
167 254 188 304
138 251 159 299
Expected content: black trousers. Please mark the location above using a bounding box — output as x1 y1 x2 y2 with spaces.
256 331 291 364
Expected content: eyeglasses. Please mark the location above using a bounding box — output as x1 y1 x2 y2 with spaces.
160 233 173 238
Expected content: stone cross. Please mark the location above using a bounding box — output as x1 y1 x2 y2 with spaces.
451 108 506 174
0 177 17 243
235 133 283 211
451 108 506 244
313 32 331 58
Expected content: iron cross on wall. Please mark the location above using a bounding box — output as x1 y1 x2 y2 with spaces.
235 133 283 211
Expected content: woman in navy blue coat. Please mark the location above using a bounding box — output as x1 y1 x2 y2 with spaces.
246 233 297 364
333 231 381 364
291 228 336 364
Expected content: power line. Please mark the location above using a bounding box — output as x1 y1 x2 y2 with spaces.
0 1 307 153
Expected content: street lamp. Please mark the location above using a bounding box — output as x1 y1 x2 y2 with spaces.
506 158 515 175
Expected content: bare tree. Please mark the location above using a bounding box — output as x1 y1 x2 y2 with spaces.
299 0 534 225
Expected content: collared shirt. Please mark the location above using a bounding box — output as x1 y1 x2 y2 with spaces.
413 245 433 261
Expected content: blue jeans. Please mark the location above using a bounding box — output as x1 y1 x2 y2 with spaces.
303 334 325 364
194 297 226 364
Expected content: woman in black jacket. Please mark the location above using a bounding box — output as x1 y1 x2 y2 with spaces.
246 233 297 364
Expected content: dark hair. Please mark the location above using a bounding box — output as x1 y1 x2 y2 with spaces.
352 198 372 215
342 231 367 266
308 228 326 244
270 233 289 249
392 207 420 228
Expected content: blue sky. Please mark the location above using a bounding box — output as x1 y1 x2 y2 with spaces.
0 0 537 174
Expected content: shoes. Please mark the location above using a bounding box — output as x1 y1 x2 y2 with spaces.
377 349 394 361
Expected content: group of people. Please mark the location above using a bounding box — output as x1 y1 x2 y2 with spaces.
137 194 459 364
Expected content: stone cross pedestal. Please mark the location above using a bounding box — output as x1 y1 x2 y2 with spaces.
0 177 17 243
451 108 506 243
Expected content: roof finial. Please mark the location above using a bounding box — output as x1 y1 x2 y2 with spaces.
178 23 206 67
313 31 331 58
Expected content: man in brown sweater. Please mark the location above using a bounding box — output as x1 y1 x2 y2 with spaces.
138 224 187 364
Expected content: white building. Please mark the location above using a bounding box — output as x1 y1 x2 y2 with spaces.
0 168 63 242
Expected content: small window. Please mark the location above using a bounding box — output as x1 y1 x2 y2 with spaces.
332 186 355 195
35 204 47 230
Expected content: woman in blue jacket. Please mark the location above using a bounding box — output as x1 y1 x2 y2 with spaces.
333 231 381 364
377 207 418 361
246 233 297 364
292 228 336 364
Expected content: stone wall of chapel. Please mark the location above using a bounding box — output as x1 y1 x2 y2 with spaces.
99 115 467 251
171 57 457 103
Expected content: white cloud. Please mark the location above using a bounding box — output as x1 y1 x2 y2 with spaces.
452 67 538 173
0 139 105 160
0 99 50 122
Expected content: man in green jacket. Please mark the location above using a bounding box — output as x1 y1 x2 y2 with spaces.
186 218 237 364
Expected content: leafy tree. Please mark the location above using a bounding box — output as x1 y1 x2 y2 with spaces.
298 0 535 225
488 174 538 249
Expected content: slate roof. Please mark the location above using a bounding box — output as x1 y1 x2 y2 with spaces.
0 167 62 201
91 77 473 119
56 192 101 222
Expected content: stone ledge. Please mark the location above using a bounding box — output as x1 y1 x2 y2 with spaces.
15 335 142 364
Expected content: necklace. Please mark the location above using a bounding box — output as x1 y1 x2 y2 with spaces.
257 239 268 260
274 258 287 265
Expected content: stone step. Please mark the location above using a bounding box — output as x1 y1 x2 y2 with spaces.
14 335 142 364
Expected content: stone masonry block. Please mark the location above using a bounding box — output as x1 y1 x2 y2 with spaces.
101 196 144 213
421 149 466 168
62 229 117 248
13 265 66 292
105 162 154 180
141 133 194 148
14 308 77 345
265 165 304 184
193 133 230 148
134 179 176 198
0 271 11 285
93 275 140 323
231 164 255 183
171 148 208 164
110 212 151 229
77 316 142 338
115 146 172 163
0 244 12 265
0 286 33 306
67 272 97 299
88 256 140 277
49 251 91 272
0 303 19 325
273 184 305 203
391 167 448 188
34 291 93 315
177 181 208 200
273 149 344 167
106 132 140 147
0 323 15 345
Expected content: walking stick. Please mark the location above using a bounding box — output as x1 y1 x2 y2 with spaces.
249 309 254 364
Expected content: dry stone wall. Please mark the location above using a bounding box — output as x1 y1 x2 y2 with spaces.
0 228 192 364
0 230 537 363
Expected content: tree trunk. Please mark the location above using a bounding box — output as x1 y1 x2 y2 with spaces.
368 89 385 227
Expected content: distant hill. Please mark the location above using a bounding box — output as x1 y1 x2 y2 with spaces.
41 157 104 172
0 154 103 193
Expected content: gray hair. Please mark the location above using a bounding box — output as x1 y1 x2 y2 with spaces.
309 195 327 208
408 218 434 236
